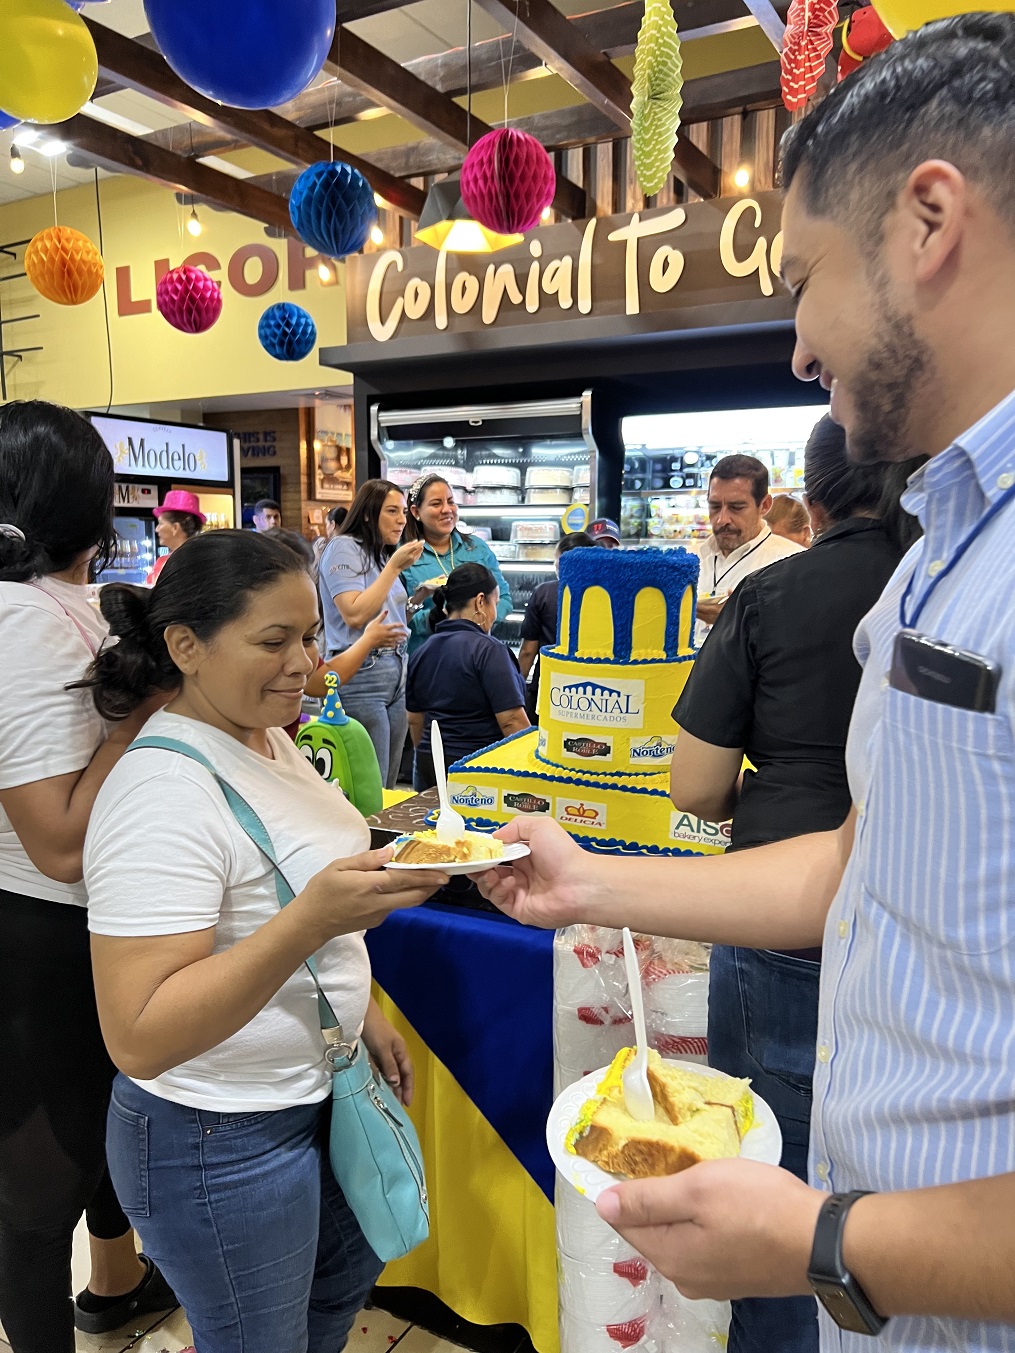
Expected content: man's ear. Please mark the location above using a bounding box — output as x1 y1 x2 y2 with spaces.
899 159 967 286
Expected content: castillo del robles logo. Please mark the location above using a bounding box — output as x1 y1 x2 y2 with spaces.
449 784 498 810
563 735 612 759
503 791 551 814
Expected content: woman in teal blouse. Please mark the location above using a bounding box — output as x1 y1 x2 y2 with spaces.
400 473 513 655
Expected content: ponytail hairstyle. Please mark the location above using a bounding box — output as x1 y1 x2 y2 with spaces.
428 561 497 632
803 414 925 553
0 400 115 583
338 478 404 570
74 530 311 720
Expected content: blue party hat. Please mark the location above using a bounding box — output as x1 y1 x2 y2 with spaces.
319 671 350 725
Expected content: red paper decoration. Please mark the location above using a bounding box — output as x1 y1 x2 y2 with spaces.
24 226 103 305
838 5 894 80
155 264 222 334
781 0 840 111
460 128 556 236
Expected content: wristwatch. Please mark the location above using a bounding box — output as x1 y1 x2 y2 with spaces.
807 1190 888 1336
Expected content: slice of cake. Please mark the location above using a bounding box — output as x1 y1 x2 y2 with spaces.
567 1048 753 1180
392 831 504 865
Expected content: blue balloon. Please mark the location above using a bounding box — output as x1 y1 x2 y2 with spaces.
289 162 377 261
258 302 317 362
143 0 335 109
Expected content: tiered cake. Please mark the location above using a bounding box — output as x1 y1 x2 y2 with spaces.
447 547 730 856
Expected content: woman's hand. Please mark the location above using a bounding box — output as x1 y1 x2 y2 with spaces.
390 540 426 573
301 847 447 943
475 817 595 929
363 610 408 651
362 998 414 1106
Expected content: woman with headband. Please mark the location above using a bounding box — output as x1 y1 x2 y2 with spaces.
400 472 513 656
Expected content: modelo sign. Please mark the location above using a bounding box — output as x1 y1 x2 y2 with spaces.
90 415 231 485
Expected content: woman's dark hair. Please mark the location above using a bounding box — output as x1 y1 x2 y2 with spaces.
0 401 115 582
556 530 594 556
338 478 403 569
159 510 203 539
263 525 315 568
326 505 348 529
429 562 497 632
74 530 310 720
403 473 452 543
804 414 925 553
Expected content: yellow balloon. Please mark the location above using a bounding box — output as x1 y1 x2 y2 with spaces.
0 0 98 124
873 0 1015 38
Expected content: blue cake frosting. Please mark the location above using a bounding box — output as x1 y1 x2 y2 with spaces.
557 546 699 661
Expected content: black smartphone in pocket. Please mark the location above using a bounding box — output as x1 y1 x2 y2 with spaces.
889 630 1001 713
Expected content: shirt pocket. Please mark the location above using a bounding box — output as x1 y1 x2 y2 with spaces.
863 687 1014 955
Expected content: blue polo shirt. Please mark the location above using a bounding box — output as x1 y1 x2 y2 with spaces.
406 618 526 764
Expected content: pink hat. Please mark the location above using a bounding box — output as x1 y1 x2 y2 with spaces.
153 489 206 523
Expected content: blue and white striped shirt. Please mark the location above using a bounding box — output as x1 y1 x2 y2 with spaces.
812 388 1015 1353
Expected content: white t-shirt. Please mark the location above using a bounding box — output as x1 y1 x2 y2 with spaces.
691 525 803 645
0 578 108 906
85 710 373 1112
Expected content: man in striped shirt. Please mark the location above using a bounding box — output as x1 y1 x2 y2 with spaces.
480 15 1015 1350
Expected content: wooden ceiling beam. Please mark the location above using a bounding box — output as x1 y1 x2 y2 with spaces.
323 25 586 218
82 16 424 217
51 114 297 233
474 0 635 131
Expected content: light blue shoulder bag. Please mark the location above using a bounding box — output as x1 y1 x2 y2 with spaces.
130 736 430 1262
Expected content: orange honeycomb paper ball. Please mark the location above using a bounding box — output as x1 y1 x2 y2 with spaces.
24 226 104 305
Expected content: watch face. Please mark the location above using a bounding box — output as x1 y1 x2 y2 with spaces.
812 1282 887 1336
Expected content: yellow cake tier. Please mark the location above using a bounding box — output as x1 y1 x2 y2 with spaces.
536 650 692 774
447 729 731 857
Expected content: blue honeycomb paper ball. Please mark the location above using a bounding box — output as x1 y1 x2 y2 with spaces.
257 303 317 362
288 161 377 260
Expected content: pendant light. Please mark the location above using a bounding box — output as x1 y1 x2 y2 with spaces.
415 0 520 254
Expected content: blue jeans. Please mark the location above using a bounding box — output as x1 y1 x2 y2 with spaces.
708 946 820 1353
106 1076 383 1353
335 652 407 789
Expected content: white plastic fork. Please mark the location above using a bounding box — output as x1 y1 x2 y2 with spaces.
431 720 467 844
621 927 655 1122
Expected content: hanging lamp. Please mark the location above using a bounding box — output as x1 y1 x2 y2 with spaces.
416 174 522 252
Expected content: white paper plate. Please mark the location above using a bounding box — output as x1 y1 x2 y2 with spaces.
547 1058 783 1201
385 839 530 876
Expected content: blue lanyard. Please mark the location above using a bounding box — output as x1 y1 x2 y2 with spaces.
900 481 1015 628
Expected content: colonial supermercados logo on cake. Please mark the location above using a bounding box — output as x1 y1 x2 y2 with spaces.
503 790 551 815
449 784 499 811
556 797 608 830
561 733 614 762
630 734 677 763
669 811 732 850
549 676 645 730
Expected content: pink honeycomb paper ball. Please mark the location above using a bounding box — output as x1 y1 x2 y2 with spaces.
460 128 556 235
156 264 223 334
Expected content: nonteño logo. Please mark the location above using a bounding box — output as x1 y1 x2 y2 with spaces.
549 676 645 730
630 734 677 762
503 791 551 814
449 784 498 810
556 797 608 830
669 812 731 849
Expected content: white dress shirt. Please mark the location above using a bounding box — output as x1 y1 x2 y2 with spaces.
691 524 802 644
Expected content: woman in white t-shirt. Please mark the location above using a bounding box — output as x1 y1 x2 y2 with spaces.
0 401 174 1353
79 530 447 1353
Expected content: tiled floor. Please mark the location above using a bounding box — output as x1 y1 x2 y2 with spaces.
0 1223 501 1353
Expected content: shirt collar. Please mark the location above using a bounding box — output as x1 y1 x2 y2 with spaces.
901 386 1015 519
812 517 883 548
435 617 485 635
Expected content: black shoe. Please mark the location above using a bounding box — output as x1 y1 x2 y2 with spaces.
73 1255 178 1335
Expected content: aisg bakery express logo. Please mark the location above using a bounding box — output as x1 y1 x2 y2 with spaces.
669 811 731 850
449 784 498 811
503 791 551 815
556 797 608 830
630 734 676 762
549 676 645 730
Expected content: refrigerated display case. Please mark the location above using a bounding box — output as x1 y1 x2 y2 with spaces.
620 405 827 548
372 394 597 645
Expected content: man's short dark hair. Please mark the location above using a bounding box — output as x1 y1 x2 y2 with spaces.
254 498 281 514
709 454 769 505
781 15 1015 237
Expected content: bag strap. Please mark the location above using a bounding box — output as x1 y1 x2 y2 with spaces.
130 735 349 1049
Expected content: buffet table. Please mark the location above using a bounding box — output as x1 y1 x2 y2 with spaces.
366 791 559 1353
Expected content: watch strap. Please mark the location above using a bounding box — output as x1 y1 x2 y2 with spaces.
808 1190 888 1336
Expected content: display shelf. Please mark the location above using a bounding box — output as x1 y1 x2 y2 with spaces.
499 560 556 573
460 505 575 518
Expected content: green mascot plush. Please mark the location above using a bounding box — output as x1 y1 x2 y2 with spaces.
296 672 384 818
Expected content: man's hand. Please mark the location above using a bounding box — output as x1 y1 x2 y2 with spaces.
695 596 729 628
596 1158 824 1301
475 816 597 929
362 999 414 1106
